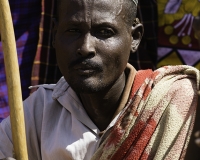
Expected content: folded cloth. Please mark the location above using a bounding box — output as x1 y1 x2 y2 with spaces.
92 65 199 160
132 0 138 5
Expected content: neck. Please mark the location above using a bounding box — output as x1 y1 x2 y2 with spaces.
79 72 126 131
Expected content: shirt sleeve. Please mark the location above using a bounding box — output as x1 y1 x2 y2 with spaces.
0 87 48 160
0 117 14 159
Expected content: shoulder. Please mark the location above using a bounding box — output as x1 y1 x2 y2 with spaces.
24 85 55 108
26 77 70 103
157 69 198 114
22 77 70 141
149 65 199 113
168 77 198 105
28 77 70 100
169 77 197 99
23 77 70 124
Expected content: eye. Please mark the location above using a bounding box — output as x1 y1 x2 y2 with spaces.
64 28 82 39
95 28 115 38
65 29 81 33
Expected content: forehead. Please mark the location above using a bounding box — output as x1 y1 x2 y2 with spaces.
58 0 126 22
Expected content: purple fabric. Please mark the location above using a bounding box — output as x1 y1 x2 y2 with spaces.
0 0 41 119
0 118 3 123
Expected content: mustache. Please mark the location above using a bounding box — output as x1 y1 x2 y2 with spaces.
69 58 103 71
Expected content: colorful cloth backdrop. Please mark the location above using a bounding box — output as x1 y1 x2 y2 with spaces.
157 0 200 68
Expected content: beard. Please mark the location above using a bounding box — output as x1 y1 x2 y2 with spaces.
68 78 110 94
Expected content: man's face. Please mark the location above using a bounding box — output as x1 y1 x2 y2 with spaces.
54 0 134 93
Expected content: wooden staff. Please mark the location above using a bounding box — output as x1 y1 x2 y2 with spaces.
0 0 28 159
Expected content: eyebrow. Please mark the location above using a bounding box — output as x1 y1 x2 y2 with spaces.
64 19 118 28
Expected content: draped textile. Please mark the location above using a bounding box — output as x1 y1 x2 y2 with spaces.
92 65 199 160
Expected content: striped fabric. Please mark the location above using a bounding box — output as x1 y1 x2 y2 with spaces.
129 0 157 70
31 0 62 88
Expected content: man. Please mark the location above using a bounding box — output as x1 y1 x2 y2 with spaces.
0 0 199 159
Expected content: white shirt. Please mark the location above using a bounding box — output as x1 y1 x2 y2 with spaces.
1 78 99 160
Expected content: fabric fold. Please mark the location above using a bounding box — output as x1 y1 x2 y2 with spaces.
92 65 199 160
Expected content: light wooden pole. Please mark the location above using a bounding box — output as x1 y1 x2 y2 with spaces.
0 0 28 159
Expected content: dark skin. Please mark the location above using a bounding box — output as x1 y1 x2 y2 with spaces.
53 0 143 131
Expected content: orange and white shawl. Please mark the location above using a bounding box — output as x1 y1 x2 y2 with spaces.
92 65 199 160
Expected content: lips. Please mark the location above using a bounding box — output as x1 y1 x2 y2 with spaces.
76 68 97 76
72 62 102 76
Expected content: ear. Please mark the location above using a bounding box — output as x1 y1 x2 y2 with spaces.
52 18 58 48
130 18 144 53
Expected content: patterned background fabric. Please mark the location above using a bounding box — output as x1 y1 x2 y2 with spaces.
157 0 200 69
129 0 157 70
31 0 61 87
0 0 41 119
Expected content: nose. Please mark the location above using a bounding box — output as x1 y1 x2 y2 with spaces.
77 33 96 57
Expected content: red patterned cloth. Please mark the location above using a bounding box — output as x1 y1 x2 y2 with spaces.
92 65 199 160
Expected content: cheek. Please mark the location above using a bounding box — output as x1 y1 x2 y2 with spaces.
55 36 74 65
99 39 130 65
55 46 70 77
56 54 67 76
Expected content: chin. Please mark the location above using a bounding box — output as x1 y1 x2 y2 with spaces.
69 81 109 94
72 85 104 94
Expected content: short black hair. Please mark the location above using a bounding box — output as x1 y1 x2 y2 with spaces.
55 0 137 26
123 0 137 26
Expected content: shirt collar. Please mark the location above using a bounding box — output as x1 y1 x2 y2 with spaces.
51 63 137 134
